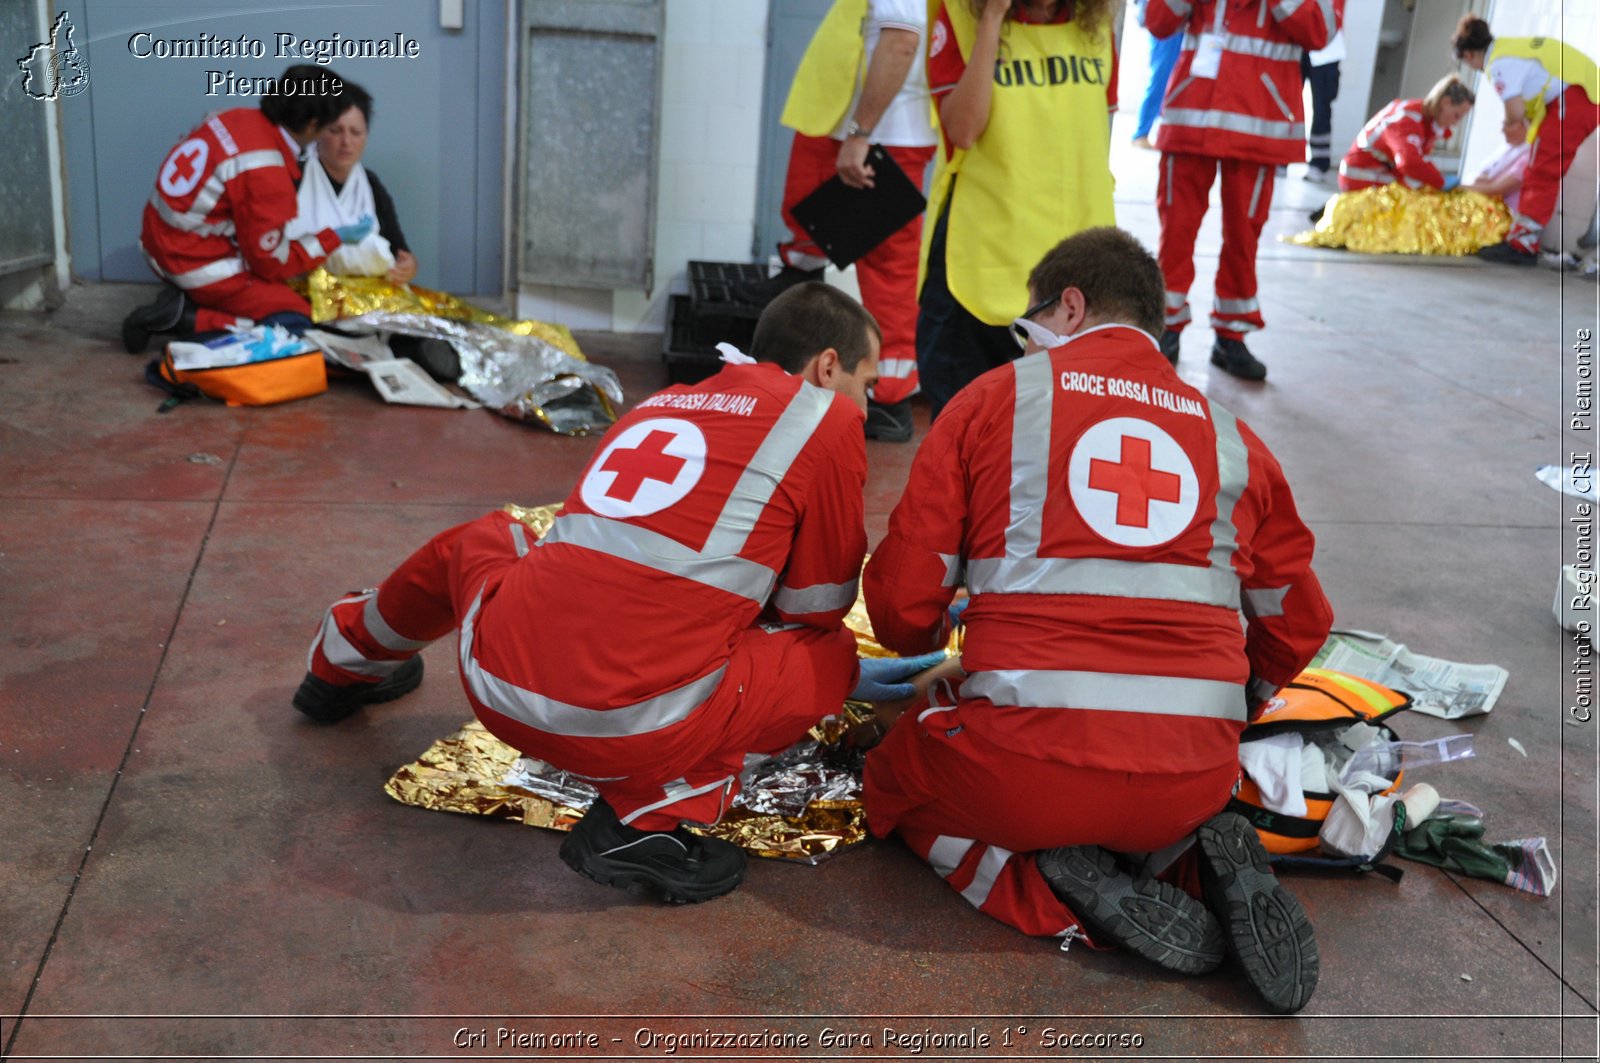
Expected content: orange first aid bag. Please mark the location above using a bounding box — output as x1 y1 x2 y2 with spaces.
152 327 327 407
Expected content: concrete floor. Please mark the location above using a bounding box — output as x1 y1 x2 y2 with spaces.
4 140 1600 1059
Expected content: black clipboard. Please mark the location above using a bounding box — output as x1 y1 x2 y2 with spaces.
789 144 928 269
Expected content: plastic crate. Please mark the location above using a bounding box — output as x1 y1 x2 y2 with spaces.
662 294 724 386
688 260 769 319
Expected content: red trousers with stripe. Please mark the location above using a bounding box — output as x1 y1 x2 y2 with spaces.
863 699 1234 940
143 243 311 333
307 510 857 830
780 133 934 405
1510 86 1600 252
1157 152 1276 339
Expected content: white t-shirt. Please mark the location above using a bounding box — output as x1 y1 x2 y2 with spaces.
1308 30 1345 67
831 0 935 147
1489 50 1566 105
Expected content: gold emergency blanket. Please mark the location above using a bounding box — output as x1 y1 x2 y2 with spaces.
384 504 956 863
302 269 621 436
1287 185 1511 256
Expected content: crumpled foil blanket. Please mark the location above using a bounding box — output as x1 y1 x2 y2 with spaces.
1285 185 1511 256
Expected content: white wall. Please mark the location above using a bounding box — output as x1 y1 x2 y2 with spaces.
1460 0 1600 182
1326 1 1387 180
516 0 769 333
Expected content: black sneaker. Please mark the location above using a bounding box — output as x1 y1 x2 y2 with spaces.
865 399 913 442
121 285 196 354
1197 811 1319 1013
1036 845 1225 974
293 656 424 723
1477 241 1537 266
1211 336 1267 381
559 797 747 904
730 265 825 309
1158 329 1181 366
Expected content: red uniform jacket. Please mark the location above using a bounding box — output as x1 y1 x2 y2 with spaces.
1339 98 1450 191
466 362 869 776
140 108 339 291
1147 0 1342 165
865 325 1333 776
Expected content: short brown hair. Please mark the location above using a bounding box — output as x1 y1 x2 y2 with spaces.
1452 15 1492 59
749 282 880 374
1026 228 1165 337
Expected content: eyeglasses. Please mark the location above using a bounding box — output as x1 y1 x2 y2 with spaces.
1010 294 1061 350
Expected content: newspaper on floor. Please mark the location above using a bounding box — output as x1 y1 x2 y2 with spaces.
305 329 480 409
1308 629 1508 719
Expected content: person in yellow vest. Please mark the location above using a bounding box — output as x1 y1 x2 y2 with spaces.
1452 15 1600 266
743 0 937 443
917 0 1118 420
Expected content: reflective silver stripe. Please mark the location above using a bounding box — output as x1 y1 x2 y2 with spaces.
1243 585 1290 618
1162 108 1303 142
1270 0 1307 19
1165 290 1189 309
318 611 406 679
206 114 238 156
617 775 734 826
960 845 1012 909
459 589 725 737
1165 75 1194 108
541 512 776 603
1314 0 1336 32
509 522 530 558
1401 175 1428 189
363 593 429 651
1005 355 1055 559
297 234 324 258
1166 303 1192 326
962 669 1247 721
1182 31 1301 63
966 556 1241 608
166 256 247 290
1213 296 1260 315
1164 154 1177 203
1259 71 1296 122
1247 164 1267 217
1209 314 1262 334
1205 404 1249 574
1339 162 1395 185
703 382 834 557
938 552 963 587
1248 676 1278 706
1159 0 1193 18
772 577 858 615
928 835 974 878
148 193 235 237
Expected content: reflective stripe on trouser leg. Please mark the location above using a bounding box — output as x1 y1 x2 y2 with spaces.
897 826 1084 939
307 591 421 683
1157 153 1218 331
1212 159 1272 337
858 142 935 406
1513 89 1600 252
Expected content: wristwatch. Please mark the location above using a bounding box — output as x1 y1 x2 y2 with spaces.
844 118 873 140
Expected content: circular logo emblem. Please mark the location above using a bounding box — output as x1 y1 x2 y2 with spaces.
579 418 707 518
259 230 281 252
1067 417 1200 547
158 138 209 198
930 19 949 59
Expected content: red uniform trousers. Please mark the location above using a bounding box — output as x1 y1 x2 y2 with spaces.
142 242 313 334
1510 86 1600 252
780 132 934 405
309 510 857 830
863 699 1233 940
1157 152 1277 339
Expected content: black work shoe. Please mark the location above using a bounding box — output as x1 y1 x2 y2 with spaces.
864 399 913 442
730 265 825 309
1158 329 1181 366
121 285 196 354
1037 845 1225 975
1477 241 1537 266
293 656 424 724
1197 811 1319 1013
560 797 747 904
1210 336 1267 381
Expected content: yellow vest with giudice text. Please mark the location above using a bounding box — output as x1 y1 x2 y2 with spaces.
920 2 1116 326
1492 36 1600 142
781 0 868 136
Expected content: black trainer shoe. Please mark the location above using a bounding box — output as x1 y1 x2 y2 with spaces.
121 285 196 354
1211 336 1267 381
1037 845 1225 974
560 797 747 904
1158 329 1181 366
293 656 424 723
864 399 913 442
1477 241 1537 266
1197 811 1319 1013
730 265 825 309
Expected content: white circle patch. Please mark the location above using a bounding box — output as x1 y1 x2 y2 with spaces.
1067 417 1200 547
259 230 281 252
580 418 706 518
158 138 210 198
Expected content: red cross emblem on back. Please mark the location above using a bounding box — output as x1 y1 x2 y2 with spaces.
170 148 201 184
600 429 687 502
1088 436 1183 528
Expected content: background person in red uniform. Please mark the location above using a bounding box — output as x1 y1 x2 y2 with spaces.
295 283 921 904
1146 0 1342 381
1338 75 1475 192
122 65 367 353
862 229 1334 1011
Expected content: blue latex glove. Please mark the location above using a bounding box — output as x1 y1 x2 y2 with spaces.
849 651 947 703
947 597 971 630
1442 175 1461 191
335 213 376 245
